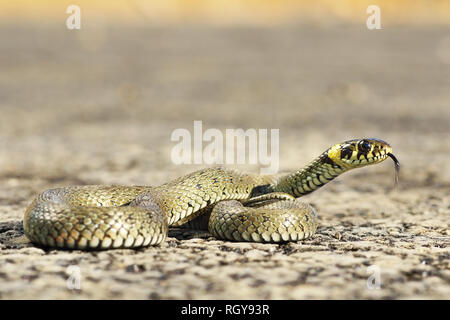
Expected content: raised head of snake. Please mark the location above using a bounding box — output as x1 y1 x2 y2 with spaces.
273 138 400 197
327 138 398 169
23 138 399 249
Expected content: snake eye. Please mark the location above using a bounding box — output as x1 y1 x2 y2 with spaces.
358 140 372 152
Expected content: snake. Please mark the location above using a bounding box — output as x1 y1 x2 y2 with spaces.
23 138 400 250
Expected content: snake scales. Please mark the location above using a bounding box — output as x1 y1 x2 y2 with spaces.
23 138 399 250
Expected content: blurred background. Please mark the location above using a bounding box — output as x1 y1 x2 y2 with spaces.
0 0 449 299
0 0 449 185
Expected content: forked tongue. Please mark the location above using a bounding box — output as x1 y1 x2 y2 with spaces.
387 153 400 187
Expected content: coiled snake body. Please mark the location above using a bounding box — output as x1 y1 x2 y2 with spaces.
24 139 399 250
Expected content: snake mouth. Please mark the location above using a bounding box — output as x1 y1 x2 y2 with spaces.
387 153 400 186
339 149 390 166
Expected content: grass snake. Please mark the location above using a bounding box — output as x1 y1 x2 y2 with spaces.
23 138 400 250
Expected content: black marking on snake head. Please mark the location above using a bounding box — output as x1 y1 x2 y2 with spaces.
340 148 353 160
321 154 343 171
321 154 337 165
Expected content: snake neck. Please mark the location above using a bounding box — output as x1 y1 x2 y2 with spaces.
271 150 349 197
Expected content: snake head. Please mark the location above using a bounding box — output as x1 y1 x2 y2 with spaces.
328 138 400 174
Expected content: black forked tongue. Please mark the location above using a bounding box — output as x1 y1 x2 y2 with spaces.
387 153 400 187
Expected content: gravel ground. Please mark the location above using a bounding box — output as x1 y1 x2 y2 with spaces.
0 24 449 299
